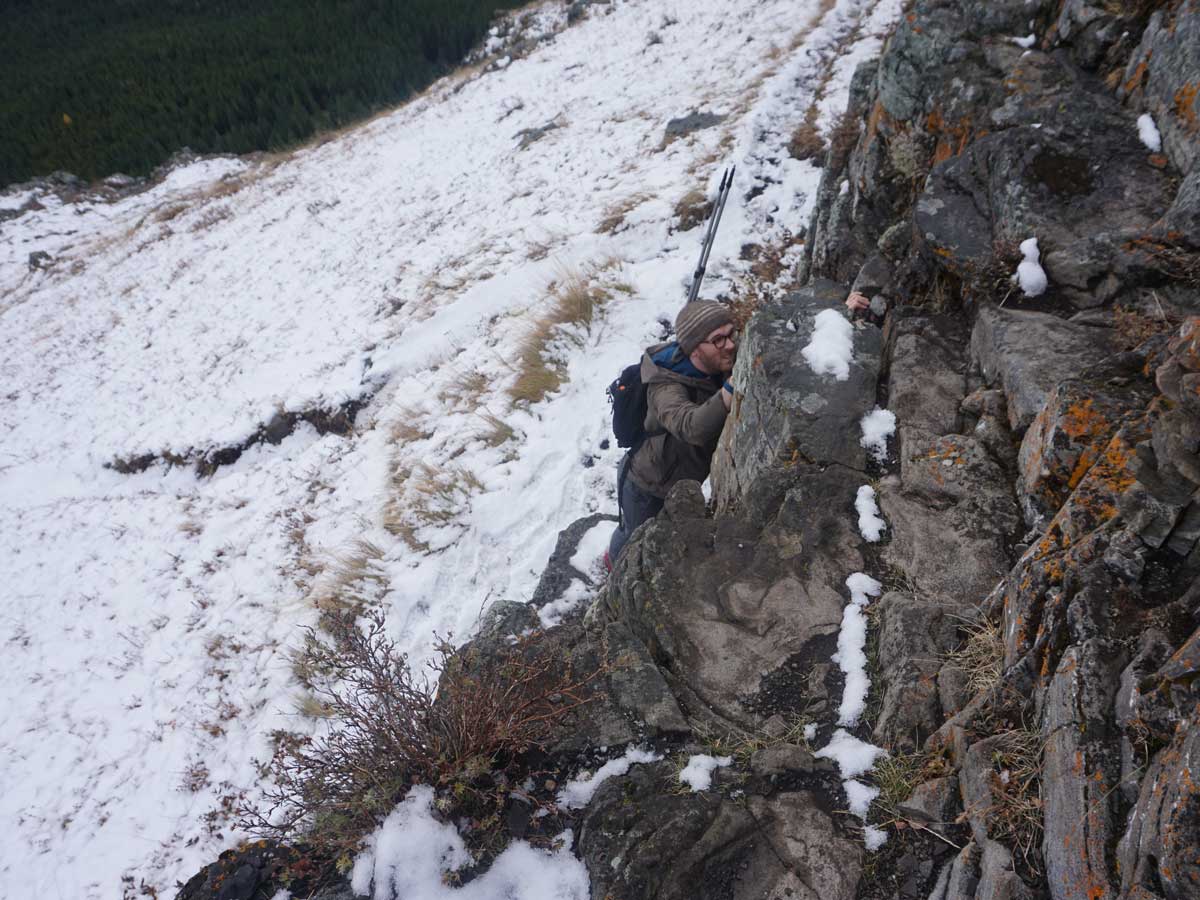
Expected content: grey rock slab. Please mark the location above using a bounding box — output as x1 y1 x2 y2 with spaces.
885 309 969 437
713 279 881 518
874 592 960 751
529 512 616 611
602 621 690 737
579 765 863 900
600 469 864 728
879 485 1013 609
899 775 961 834
971 306 1116 432
663 111 726 143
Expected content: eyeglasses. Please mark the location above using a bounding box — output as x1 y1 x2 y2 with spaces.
702 331 736 350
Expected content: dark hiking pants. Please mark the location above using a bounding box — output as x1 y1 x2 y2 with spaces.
608 454 664 564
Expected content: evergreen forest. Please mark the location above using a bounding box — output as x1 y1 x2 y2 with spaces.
0 0 528 186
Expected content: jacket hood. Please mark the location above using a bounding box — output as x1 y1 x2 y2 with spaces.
641 341 721 387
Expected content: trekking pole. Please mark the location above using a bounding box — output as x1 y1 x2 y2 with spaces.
687 165 735 303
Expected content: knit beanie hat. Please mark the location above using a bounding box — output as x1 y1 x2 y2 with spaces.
675 301 733 355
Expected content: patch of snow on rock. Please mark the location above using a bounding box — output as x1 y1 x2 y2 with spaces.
1016 236 1048 297
860 407 896 462
801 308 854 380
558 746 661 809
855 484 886 542
1137 113 1162 152
678 754 733 791
351 785 588 900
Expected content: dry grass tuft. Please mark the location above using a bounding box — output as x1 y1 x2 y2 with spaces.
788 105 826 163
944 617 1005 697
508 266 614 405
439 370 488 407
828 109 862 168
390 407 434 444
673 187 710 231
596 191 653 235
475 411 516 447
980 728 1045 876
311 539 388 617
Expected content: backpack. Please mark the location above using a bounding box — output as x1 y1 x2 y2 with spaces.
607 363 650 449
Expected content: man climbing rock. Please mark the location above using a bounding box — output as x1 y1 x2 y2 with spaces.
607 300 736 566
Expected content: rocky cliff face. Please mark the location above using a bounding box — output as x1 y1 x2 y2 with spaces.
586 1 1200 898
178 2 1200 899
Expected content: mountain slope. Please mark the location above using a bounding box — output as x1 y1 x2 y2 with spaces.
0 0 902 896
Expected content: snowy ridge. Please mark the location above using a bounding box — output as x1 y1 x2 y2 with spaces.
0 0 904 896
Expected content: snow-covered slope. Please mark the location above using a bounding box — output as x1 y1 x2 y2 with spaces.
0 0 902 896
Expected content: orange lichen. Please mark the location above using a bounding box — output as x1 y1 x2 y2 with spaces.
1125 57 1150 95
1175 81 1199 131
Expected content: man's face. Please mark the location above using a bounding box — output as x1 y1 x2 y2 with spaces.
693 322 737 374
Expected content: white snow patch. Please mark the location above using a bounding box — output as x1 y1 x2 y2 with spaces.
801 308 855 380
678 754 733 791
1015 236 1048 297
864 826 889 851
803 723 818 742
844 779 879 819
860 407 896 462
558 747 661 809
570 520 615 576
855 484 886 542
833 572 883 726
537 579 594 629
351 786 588 900
1137 113 1162 152
1010 34 1036 48
814 728 887 780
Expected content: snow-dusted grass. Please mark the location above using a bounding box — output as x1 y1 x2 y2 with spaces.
0 0 904 894
801 307 855 379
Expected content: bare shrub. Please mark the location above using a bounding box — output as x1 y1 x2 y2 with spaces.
828 109 862 168
788 105 826 163
240 611 599 858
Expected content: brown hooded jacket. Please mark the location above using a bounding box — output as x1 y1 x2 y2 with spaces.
627 342 728 498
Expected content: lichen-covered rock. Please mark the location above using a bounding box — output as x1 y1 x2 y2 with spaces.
1116 703 1200 900
1017 378 1147 528
1041 640 1126 900
1118 4 1200 176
